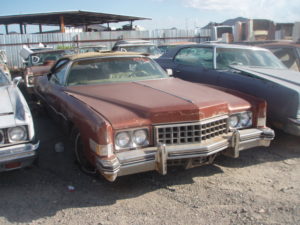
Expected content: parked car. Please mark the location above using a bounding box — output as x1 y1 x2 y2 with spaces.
158 41 197 54
34 52 274 181
76 45 108 53
112 40 162 58
23 49 76 93
0 69 39 172
156 43 300 136
258 42 300 71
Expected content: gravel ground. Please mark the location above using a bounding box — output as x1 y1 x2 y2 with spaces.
0 114 299 225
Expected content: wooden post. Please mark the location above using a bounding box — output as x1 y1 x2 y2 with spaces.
60 16 65 33
5 24 8 34
39 24 43 33
19 23 23 34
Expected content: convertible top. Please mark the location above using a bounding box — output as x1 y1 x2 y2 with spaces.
63 51 149 61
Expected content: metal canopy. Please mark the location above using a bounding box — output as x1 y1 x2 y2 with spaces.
0 11 150 26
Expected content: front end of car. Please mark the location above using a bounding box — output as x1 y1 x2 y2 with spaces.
0 84 39 172
94 103 274 182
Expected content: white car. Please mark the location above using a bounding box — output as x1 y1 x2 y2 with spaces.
0 69 39 171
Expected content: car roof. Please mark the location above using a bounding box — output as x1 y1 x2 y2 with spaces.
61 51 148 61
31 49 73 55
160 43 269 58
258 42 300 48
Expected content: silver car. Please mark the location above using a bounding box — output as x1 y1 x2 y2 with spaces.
0 69 39 171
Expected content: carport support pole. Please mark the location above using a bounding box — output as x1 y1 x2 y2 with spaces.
24 25 27 34
5 24 8 34
60 16 65 33
39 24 43 33
19 23 23 34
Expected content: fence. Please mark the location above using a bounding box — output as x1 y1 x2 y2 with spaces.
0 29 209 68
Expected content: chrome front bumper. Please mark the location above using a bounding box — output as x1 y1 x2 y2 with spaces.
0 141 39 172
96 128 274 182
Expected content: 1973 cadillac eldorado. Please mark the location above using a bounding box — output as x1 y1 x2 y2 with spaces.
34 52 274 181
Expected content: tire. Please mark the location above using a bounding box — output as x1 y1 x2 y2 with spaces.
73 129 96 174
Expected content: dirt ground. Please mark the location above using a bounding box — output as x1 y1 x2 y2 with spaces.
0 113 299 225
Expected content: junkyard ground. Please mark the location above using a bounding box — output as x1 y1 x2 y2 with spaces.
0 111 299 225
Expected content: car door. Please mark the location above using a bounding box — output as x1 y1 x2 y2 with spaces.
42 60 70 121
171 46 220 85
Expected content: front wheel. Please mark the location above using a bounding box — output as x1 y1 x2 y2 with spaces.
73 129 96 174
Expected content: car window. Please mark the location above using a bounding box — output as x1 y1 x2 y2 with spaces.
66 56 167 86
270 48 298 71
174 47 214 69
50 63 68 85
30 50 75 66
216 48 286 69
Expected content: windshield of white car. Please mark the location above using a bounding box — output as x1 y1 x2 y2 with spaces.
216 48 286 70
30 50 75 66
67 56 168 86
0 70 9 86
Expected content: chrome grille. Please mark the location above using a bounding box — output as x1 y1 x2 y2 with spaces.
155 116 228 145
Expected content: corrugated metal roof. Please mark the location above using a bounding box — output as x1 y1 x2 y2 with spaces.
0 11 150 26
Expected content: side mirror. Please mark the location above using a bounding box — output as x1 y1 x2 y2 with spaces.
166 68 173 76
12 76 22 86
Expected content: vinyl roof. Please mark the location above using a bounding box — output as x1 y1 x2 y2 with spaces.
63 51 148 61
0 11 150 26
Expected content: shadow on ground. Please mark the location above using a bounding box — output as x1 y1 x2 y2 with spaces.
0 114 299 223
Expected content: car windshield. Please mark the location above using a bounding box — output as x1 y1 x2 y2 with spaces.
216 48 286 69
0 70 9 86
120 45 162 55
30 50 75 66
67 56 168 86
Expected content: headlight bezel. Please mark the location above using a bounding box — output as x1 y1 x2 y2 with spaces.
7 126 28 143
114 128 149 151
229 111 253 130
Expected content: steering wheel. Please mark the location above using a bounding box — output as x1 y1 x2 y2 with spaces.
230 61 244 66
132 71 147 77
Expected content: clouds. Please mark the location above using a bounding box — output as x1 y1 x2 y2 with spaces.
181 0 300 22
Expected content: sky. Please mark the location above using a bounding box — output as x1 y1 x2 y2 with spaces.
1 0 300 33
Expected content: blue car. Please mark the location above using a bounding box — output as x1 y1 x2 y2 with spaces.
156 43 300 136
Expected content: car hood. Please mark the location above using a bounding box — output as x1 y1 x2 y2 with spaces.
0 85 23 128
65 78 252 129
231 66 300 88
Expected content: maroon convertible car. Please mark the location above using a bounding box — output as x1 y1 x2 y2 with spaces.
34 52 274 181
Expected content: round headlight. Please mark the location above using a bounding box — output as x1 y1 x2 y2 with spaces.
8 126 27 142
229 115 239 128
133 129 148 146
240 112 252 127
115 132 130 148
